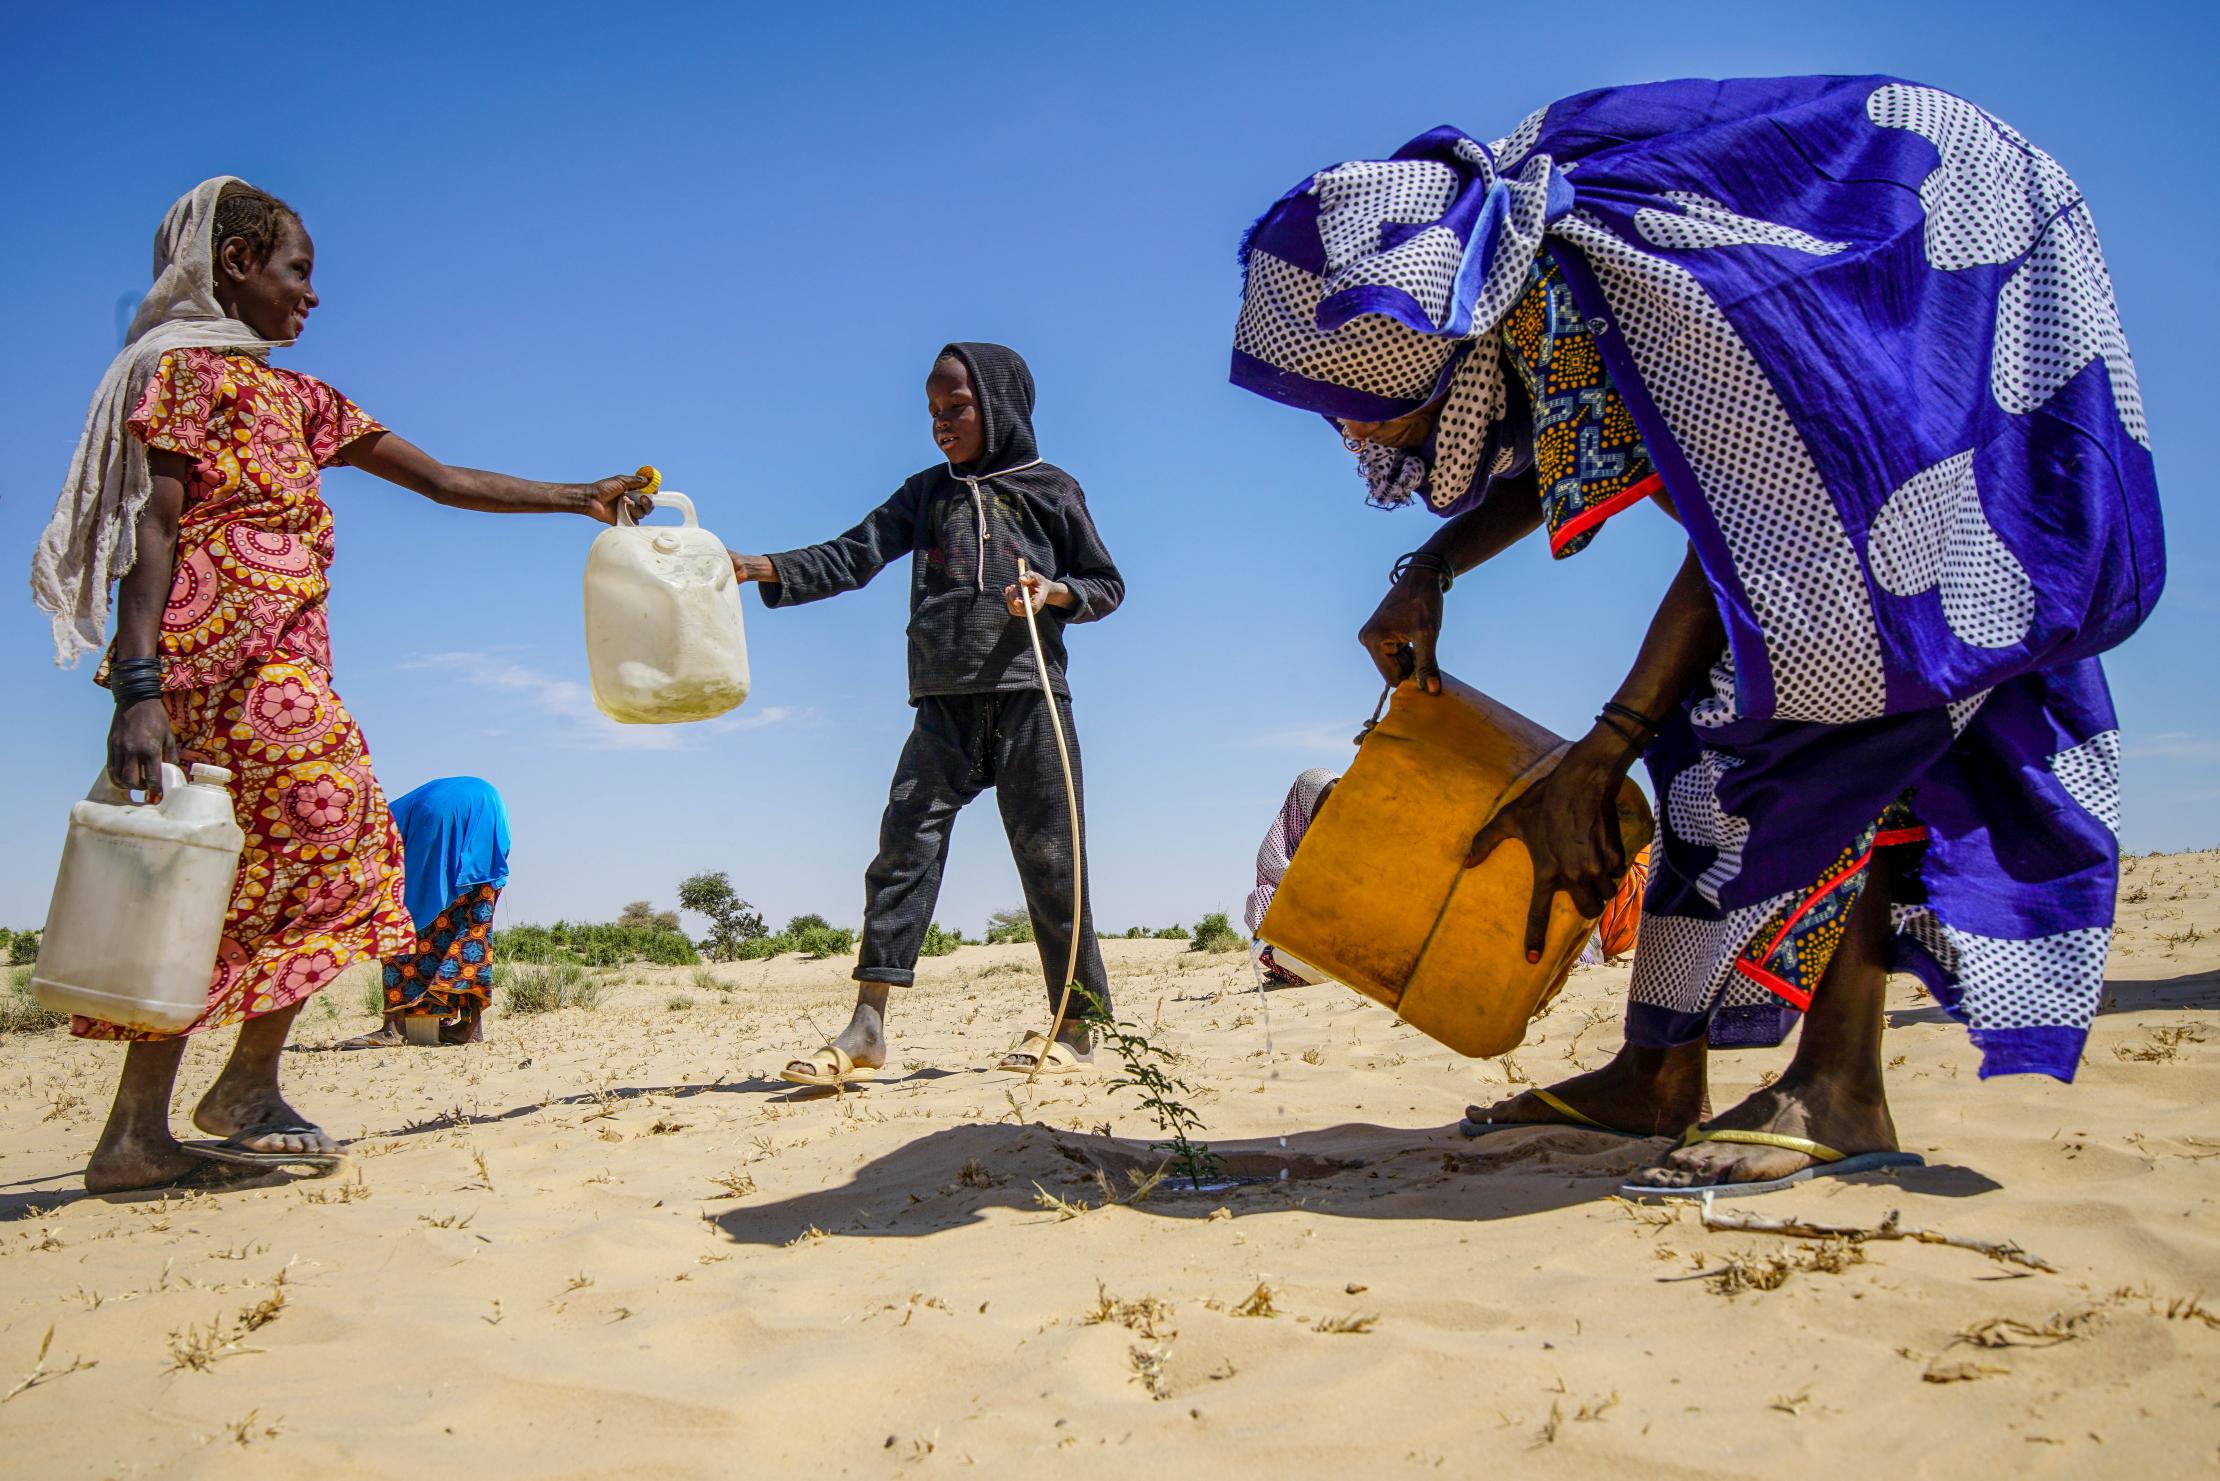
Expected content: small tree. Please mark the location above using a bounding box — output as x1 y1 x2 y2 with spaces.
984 907 1035 945
678 872 766 962
617 900 679 932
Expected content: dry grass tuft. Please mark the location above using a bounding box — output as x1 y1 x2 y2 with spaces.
1218 1282 1279 1319
1030 1184 1091 1220
1083 1282 1176 1339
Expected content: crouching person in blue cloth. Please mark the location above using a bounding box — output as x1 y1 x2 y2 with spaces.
726 343 1124 1085
339 777 511 1049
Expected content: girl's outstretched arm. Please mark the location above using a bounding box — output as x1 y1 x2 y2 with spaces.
344 432 652 525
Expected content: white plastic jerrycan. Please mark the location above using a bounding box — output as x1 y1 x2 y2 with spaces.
33 763 243 1034
583 490 751 724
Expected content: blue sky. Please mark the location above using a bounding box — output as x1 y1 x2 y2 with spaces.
4 1 2212 938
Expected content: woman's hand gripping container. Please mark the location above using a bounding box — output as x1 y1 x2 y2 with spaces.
33 763 245 1034
583 490 751 724
1258 674 1655 1058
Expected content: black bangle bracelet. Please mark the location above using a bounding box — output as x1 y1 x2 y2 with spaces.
1595 711 1649 753
111 657 164 706
1601 700 1662 735
1390 551 1453 593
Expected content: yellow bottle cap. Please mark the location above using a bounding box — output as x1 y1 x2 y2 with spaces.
635 465 662 497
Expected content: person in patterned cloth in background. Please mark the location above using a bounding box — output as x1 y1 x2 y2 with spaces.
339 778 511 1050
30 179 651 1193
1229 77 2164 1196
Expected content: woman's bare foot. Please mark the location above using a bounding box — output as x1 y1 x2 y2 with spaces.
1623 1070 1897 1189
786 988 889 1079
86 1037 200 1193
189 1001 335 1156
439 1006 485 1046
85 1128 206 1194
1625 853 1900 1190
336 1013 408 1050
1465 1041 1705 1136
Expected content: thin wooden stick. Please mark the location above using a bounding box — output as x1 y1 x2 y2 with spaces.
1013 557 1084 1086
1699 1204 2056 1273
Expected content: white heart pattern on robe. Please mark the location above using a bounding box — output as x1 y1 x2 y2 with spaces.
1867 452 2034 650
1865 83 2076 271
1992 203 2149 447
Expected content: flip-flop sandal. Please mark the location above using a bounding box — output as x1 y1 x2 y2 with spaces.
779 1045 880 1088
1459 1087 1651 1140
1616 1128 1925 1200
996 1034 1091 1077
184 1123 346 1176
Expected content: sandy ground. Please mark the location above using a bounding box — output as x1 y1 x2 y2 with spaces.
1 852 2215 1479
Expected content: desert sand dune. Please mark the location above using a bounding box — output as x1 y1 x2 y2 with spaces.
1 853 2214 1477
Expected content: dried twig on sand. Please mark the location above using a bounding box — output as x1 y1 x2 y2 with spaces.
4 1327 96 1403
1700 1206 2055 1273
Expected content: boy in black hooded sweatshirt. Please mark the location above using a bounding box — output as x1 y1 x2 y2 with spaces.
728 343 1123 1084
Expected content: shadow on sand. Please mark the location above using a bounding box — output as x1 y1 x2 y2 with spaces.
706 1118 1989 1248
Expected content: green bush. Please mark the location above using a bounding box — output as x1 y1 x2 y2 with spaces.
985 907 1035 945
793 924 857 959
1124 926 1147 939
732 934 785 961
1 964 62 1034
920 923 964 957
504 961 604 1015
783 913 832 937
492 920 698 968
7 930 40 967
359 970 387 1018
1190 911 1245 953
1152 924 1190 941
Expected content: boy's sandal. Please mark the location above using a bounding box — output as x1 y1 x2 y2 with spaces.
1616 1128 1925 1201
779 1045 879 1088
996 1034 1090 1076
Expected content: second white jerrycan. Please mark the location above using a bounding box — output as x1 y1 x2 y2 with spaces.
33 762 244 1034
583 491 751 724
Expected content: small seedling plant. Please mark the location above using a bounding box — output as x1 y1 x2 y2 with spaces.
1074 986 1220 1190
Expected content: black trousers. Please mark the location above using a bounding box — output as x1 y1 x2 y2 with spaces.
855 692 1110 1018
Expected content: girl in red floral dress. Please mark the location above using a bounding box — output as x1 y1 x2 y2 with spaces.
32 178 651 1193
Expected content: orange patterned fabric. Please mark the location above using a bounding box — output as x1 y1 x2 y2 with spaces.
77 351 408 1041
73 656 415 1041
1595 843 1651 961
117 347 382 692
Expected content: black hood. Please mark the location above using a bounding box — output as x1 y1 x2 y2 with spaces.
941 341 1039 474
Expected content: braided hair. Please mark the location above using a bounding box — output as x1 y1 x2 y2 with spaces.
209 183 300 273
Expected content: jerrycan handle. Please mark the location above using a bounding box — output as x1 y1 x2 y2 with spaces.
87 761 187 806
616 491 698 529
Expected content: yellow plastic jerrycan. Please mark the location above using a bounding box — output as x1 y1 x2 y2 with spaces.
1258 673 1655 1058
583 488 751 725
33 762 244 1034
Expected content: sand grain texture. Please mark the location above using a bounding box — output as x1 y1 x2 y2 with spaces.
2 852 2216 1477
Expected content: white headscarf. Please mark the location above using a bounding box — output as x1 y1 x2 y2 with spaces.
1244 767 1342 937
30 177 291 666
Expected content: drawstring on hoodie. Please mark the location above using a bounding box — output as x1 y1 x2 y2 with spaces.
951 458 1044 591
